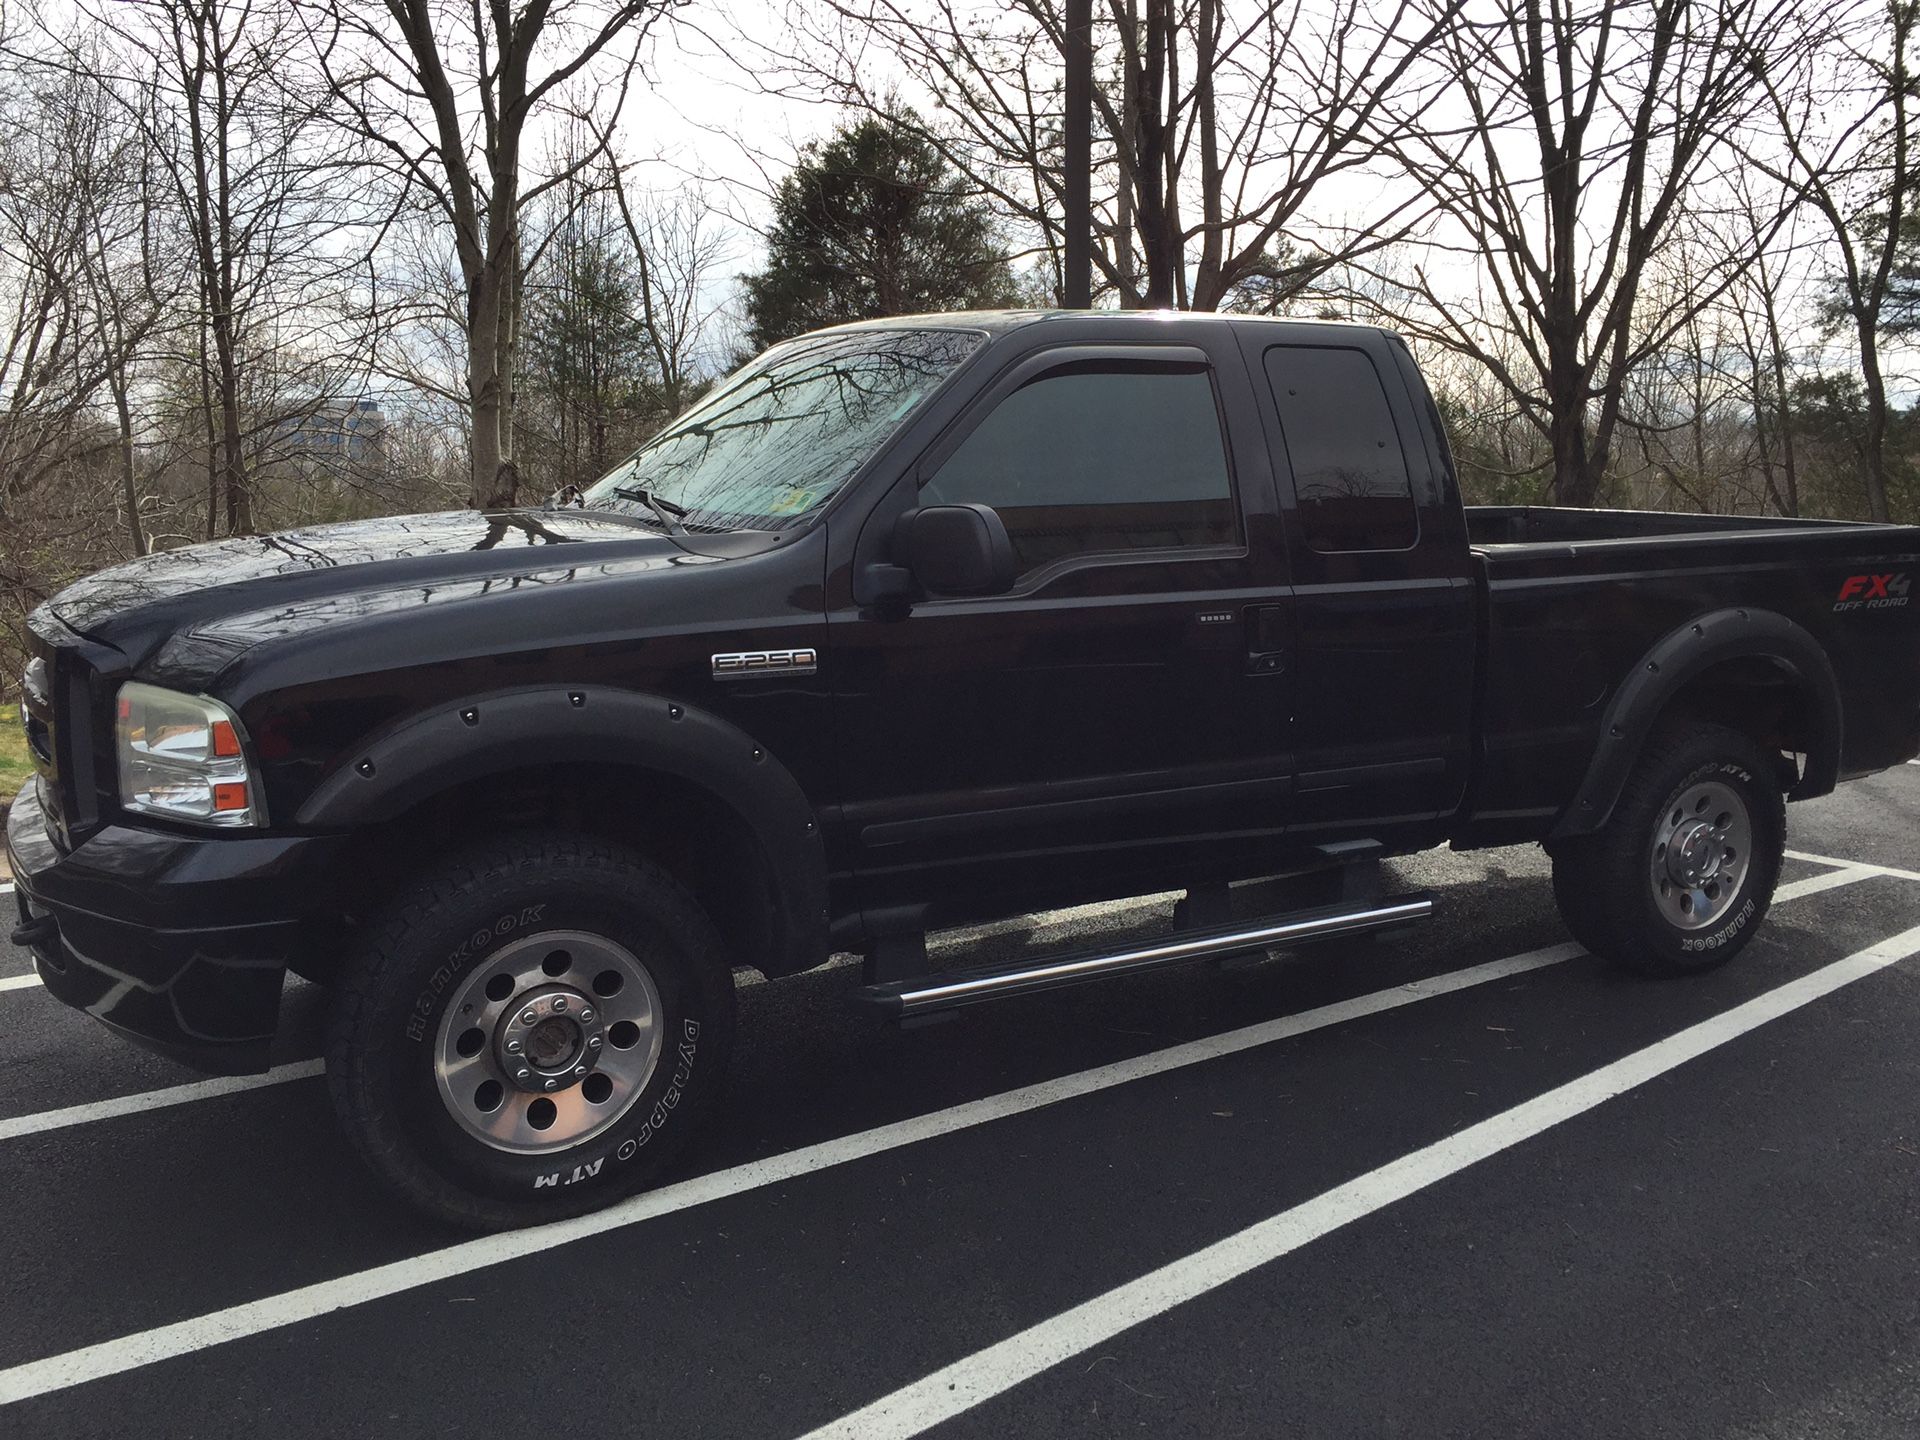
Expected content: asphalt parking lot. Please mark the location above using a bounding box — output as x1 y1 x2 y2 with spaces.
2 767 1917 1439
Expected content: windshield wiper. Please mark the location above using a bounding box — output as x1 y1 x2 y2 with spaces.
611 485 689 536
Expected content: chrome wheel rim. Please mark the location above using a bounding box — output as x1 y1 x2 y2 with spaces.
1649 780 1752 931
432 930 664 1154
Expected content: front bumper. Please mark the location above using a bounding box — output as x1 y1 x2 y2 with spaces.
6 781 348 1074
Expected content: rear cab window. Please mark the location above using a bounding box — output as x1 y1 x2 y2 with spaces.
1262 346 1418 552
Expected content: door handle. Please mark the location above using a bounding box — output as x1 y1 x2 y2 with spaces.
1246 604 1288 675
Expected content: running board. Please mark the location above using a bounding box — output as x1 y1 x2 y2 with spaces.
852 894 1433 1020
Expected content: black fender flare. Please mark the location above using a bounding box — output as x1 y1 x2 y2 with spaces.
296 686 829 977
1550 607 1841 840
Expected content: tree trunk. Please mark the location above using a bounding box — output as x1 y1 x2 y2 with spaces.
468 329 508 508
1117 0 1139 304
1751 248 1799 517
1857 314 1894 522
210 35 250 536
1769 352 1799 518
502 234 522 472
1748 346 1784 516
1549 408 1600 506
1191 0 1223 310
199 321 219 540
1163 10 1186 309
1546 335 1601 505
468 248 515 509
111 372 145 556
1132 0 1178 307
215 318 249 535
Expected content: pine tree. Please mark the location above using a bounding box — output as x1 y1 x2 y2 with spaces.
743 112 1017 347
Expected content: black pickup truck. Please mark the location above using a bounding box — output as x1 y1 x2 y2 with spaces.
10 311 1920 1226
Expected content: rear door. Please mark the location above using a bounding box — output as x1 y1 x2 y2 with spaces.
1239 328 1476 840
828 334 1296 917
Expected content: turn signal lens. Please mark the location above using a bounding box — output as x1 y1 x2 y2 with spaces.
115 683 264 828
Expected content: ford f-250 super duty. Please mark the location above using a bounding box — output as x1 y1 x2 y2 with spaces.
9 311 1920 1227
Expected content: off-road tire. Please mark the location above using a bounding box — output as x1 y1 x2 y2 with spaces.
326 834 735 1229
1550 722 1785 977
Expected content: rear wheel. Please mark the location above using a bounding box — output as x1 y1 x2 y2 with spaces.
1550 722 1785 976
326 834 735 1229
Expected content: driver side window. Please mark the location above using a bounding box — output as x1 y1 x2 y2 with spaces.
920 362 1238 578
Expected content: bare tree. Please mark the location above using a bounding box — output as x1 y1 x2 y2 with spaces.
1372 0 1797 505
0 45 171 674
614 181 727 412
73 88 173 557
1612 253 1774 515
1723 173 1815 517
56 0 375 540
752 0 1466 310
0 49 155 530
509 134 728 492
1753 0 1914 522
315 0 675 508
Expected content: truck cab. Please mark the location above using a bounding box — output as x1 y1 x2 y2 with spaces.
813 315 1483 950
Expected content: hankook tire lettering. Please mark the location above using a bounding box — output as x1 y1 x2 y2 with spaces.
404 905 547 1042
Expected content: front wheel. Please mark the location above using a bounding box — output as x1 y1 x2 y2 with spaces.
1550 722 1786 977
326 835 736 1229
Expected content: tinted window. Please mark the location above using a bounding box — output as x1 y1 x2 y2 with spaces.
921 365 1236 575
1263 346 1417 552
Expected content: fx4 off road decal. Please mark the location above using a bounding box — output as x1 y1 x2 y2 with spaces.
1834 572 1911 612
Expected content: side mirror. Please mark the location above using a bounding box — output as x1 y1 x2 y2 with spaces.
894 504 1017 597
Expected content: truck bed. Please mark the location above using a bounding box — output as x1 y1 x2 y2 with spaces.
1457 505 1920 848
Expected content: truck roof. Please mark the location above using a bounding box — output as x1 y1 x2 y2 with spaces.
820 309 1391 340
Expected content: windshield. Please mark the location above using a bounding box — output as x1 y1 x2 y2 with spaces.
581 327 984 532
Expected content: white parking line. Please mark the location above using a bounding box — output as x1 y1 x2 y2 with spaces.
0 861 1890 1401
0 939 1585 1404
0 1061 325 1142
797 918 1920 1440
1775 863 1882 900
0 864 1879 1146
1784 848 1920 885
0 858 1876 1006
1774 868 1883 905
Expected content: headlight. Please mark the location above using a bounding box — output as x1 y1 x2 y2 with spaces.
115 682 265 828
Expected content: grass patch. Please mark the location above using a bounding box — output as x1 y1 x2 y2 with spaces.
0 703 35 800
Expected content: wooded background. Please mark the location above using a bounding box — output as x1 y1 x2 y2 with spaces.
3 0 1918 691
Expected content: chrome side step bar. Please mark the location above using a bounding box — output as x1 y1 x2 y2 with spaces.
852 894 1433 1020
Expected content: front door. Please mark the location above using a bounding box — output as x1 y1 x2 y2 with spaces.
828 340 1295 923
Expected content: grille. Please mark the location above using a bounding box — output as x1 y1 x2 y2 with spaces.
18 649 68 845
21 658 52 763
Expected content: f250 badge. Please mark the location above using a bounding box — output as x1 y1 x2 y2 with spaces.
1834 573 1911 611
712 648 819 678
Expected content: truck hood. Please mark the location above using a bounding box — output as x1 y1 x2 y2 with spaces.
43 509 779 671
